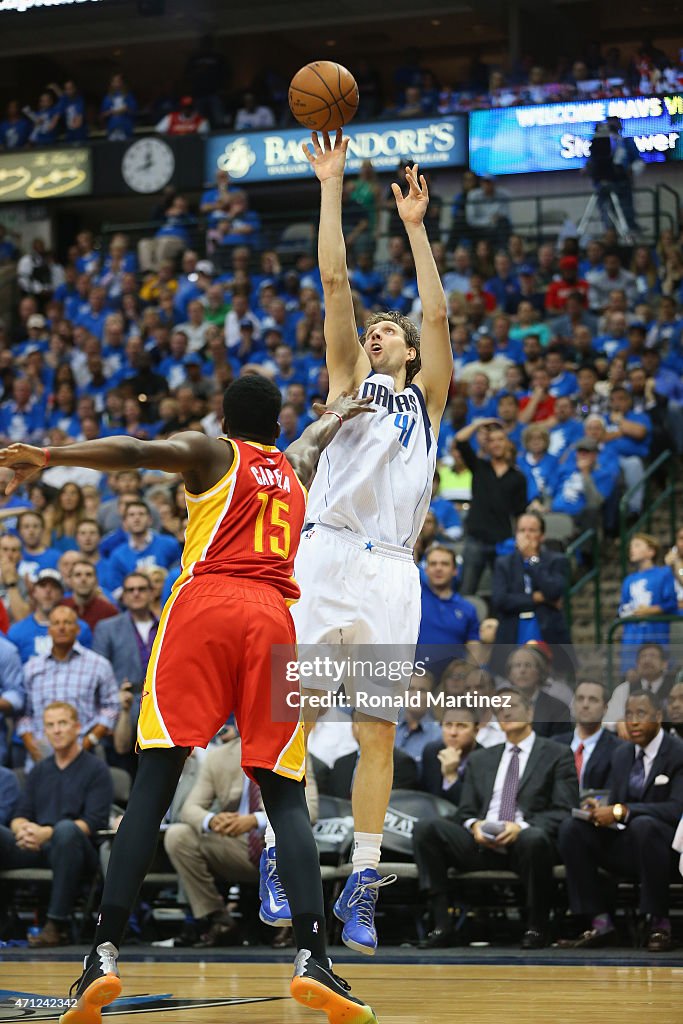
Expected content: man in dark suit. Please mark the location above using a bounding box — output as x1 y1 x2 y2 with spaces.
555 680 622 792
421 707 480 806
505 645 571 738
413 688 578 949
558 690 683 952
492 512 571 648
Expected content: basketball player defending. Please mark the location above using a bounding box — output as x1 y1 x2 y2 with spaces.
260 130 451 954
0 377 379 1024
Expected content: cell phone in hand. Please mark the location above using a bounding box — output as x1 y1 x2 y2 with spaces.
480 820 505 840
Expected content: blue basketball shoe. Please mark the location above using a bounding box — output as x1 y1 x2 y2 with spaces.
333 869 396 955
259 847 292 927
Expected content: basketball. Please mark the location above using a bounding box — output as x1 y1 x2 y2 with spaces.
288 61 359 132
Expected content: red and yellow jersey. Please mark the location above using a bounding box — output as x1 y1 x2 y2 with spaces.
176 438 307 603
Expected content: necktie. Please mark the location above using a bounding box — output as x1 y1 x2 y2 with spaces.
498 745 521 823
574 742 584 782
627 748 646 802
246 779 265 867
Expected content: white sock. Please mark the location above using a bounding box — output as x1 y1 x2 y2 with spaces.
264 818 276 852
352 831 382 873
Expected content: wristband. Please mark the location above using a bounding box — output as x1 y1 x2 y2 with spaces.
323 411 344 427
42 448 50 467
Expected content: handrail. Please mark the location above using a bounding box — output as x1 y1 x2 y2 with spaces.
619 450 675 577
564 528 601 645
605 613 682 692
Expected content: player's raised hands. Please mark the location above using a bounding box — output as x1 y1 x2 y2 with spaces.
0 442 47 494
314 390 375 423
392 163 429 225
302 128 349 182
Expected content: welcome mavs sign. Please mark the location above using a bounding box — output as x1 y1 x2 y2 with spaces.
205 115 466 183
470 94 683 176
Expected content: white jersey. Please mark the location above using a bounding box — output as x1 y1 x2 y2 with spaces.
306 373 437 550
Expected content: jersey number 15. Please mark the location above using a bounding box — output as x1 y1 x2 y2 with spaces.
254 492 290 559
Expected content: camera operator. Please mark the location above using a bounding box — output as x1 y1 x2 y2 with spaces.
585 118 642 235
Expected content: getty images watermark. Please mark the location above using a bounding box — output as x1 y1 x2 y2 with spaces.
283 656 513 711
268 644 518 720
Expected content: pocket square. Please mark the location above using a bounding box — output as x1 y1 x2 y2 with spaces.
653 774 670 785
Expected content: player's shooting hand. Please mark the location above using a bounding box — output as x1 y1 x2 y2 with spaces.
0 443 47 494
392 164 429 226
302 128 349 181
313 391 375 423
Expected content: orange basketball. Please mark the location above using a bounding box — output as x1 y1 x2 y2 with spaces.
288 61 359 132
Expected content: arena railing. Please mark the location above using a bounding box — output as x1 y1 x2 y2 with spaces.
101 182 673 270
564 528 601 645
618 449 676 578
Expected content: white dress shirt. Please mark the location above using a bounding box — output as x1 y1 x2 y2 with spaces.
570 727 603 789
605 676 666 731
466 731 536 831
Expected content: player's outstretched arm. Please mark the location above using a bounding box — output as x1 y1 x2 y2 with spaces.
393 164 450 434
0 432 227 495
285 392 373 489
302 129 370 399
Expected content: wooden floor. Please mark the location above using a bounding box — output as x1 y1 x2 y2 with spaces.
1 962 682 1023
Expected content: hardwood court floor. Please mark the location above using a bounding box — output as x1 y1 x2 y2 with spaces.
1 962 682 1023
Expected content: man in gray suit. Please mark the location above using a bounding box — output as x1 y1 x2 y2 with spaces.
93 572 158 686
93 572 158 770
164 736 318 946
413 688 578 949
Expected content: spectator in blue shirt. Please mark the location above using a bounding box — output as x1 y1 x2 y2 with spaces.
101 73 137 140
8 570 92 663
17 511 60 583
0 378 44 443
429 471 462 540
394 671 442 768
74 286 109 341
26 91 60 145
486 252 520 314
550 437 619 526
0 634 25 766
107 501 181 592
0 100 31 150
417 546 480 674
618 533 679 669
603 386 651 516
548 396 584 458
593 310 629 360
545 349 577 398
210 191 261 251
52 80 88 142
350 252 384 308
518 424 560 505
199 169 236 227
0 766 20 824
274 403 302 452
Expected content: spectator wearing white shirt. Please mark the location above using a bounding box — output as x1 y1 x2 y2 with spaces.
177 299 211 353
465 175 511 245
233 93 275 131
606 643 677 736
224 291 261 351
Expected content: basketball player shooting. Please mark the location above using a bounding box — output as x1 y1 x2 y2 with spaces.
0 377 379 1024
260 129 451 955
